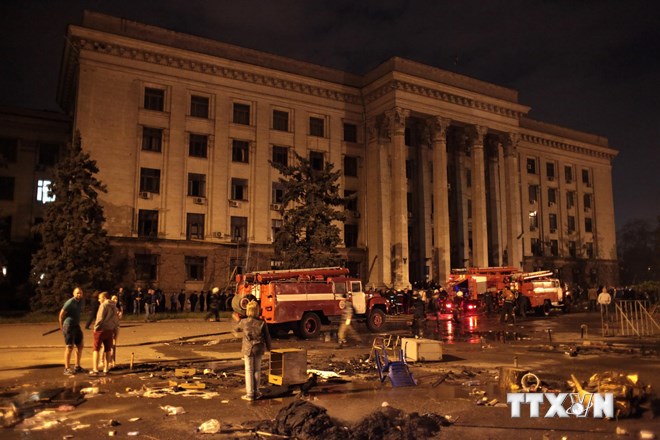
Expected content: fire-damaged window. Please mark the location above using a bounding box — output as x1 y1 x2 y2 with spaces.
135 254 158 281
185 256 205 281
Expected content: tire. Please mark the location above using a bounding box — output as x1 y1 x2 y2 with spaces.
366 308 386 332
297 312 322 339
542 300 551 316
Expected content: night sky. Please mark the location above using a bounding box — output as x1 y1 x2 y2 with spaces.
1 0 658 229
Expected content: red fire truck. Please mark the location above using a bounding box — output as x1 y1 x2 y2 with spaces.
445 266 565 316
232 267 390 338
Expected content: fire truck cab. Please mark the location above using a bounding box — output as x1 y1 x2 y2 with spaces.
233 267 389 339
511 270 565 315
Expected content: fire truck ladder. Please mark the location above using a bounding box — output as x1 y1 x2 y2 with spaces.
605 300 660 337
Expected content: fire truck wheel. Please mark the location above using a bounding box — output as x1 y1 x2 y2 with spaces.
297 312 322 339
366 308 386 332
542 300 552 316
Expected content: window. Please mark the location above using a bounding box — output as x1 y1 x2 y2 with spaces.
186 213 205 239
310 151 324 170
38 143 59 166
190 95 209 118
407 192 414 217
188 173 206 197
467 199 473 219
185 256 205 281
144 87 164 111
585 242 594 258
0 138 17 163
548 188 557 206
405 160 412 179
233 103 250 125
344 190 358 211
142 127 162 152
568 216 576 233
550 240 558 256
272 182 284 204
546 162 555 180
232 140 249 163
230 216 248 242
568 241 577 258
582 169 591 187
272 146 288 166
583 193 592 210
344 155 358 177
549 213 558 232
0 176 15 200
531 238 542 256
565 165 574 183
271 219 282 243
585 217 593 233
528 185 539 204
189 134 208 158
0 216 11 241
231 258 245 275
270 259 283 270
344 224 358 247
273 110 289 131
529 211 538 230
567 191 576 209
466 169 472 188
140 168 161 193
231 178 248 200
343 123 357 142
135 254 158 281
309 117 325 137
527 158 537 174
37 179 55 203
405 127 411 147
138 210 159 237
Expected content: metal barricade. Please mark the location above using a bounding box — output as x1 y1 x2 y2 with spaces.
605 300 660 337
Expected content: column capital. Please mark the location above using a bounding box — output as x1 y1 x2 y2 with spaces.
503 132 521 156
427 116 451 142
367 114 391 143
465 125 489 147
384 107 410 136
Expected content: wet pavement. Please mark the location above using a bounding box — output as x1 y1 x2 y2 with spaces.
0 309 658 439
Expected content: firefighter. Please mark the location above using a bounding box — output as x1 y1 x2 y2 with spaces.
410 292 426 338
500 285 516 324
337 294 362 348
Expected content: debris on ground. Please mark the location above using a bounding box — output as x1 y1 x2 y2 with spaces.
255 399 452 440
196 418 220 434
569 371 652 418
160 404 186 416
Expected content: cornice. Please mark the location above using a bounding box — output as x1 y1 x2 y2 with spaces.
364 80 526 120
520 132 617 160
72 36 362 105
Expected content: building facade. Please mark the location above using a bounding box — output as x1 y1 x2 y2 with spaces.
54 11 618 292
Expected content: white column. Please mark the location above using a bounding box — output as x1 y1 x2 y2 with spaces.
429 116 451 284
467 125 489 267
504 133 523 268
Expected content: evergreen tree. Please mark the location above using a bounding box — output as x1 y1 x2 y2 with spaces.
271 152 351 268
30 132 115 311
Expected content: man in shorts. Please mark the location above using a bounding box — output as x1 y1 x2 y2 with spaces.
90 291 120 375
59 287 86 375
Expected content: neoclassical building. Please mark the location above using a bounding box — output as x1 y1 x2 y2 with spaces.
53 11 618 292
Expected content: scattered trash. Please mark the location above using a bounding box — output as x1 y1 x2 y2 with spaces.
107 419 121 427
196 418 220 434
128 417 141 422
71 423 91 430
127 431 140 436
521 373 540 392
639 430 656 439
570 371 650 418
306 369 341 379
615 426 628 435
169 380 206 390
175 368 196 378
108 430 118 436
56 404 76 412
160 405 186 416
80 387 99 396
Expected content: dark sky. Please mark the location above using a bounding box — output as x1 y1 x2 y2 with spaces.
1 0 658 229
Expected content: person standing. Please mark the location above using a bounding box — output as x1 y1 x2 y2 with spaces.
59 287 86 375
410 292 426 338
199 290 205 312
205 287 221 322
587 286 598 312
337 294 362 348
90 292 119 376
178 289 186 312
598 287 612 320
500 286 516 324
234 300 272 401
170 291 177 312
190 291 199 312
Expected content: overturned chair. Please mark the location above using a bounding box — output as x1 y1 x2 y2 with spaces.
373 339 417 387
